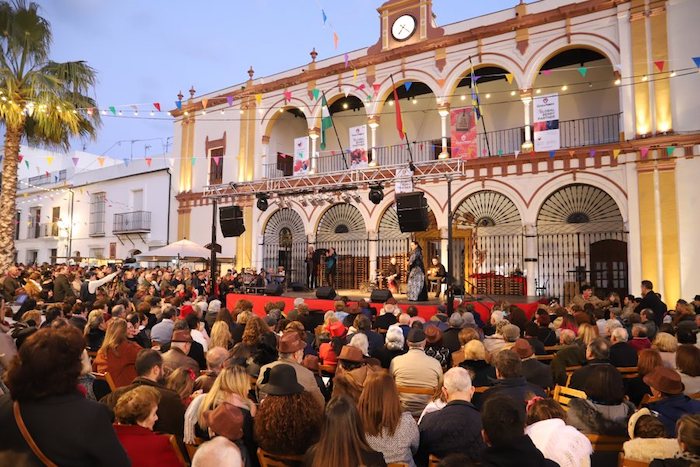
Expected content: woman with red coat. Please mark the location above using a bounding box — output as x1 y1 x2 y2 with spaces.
113 385 182 466
94 318 142 388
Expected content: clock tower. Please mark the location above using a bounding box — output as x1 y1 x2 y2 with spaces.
368 0 444 54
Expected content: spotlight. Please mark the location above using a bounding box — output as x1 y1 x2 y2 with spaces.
256 193 268 211
368 184 384 205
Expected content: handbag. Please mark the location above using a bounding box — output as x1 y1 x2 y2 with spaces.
12 401 58 467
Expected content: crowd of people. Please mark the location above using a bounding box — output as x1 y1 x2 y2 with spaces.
0 263 700 466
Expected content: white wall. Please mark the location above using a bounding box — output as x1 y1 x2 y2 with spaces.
668 0 700 132
675 154 700 299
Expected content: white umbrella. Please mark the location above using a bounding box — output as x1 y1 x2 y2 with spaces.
136 239 214 262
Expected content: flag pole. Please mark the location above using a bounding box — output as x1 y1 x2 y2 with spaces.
389 74 415 169
468 56 492 158
322 91 350 170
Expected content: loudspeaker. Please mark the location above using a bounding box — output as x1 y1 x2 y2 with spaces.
315 286 336 300
219 206 246 237
264 283 284 296
370 289 393 303
396 192 429 232
290 282 307 292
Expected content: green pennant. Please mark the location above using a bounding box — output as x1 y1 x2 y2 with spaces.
312 88 320 101
25 159 29 169
666 146 674 157
109 106 116 116
191 156 196 166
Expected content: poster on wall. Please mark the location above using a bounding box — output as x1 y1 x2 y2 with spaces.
450 107 477 159
293 136 310 175
348 124 369 169
533 93 560 152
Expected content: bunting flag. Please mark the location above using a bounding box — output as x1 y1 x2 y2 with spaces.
227 96 234 106
201 98 209 109
97 156 105 167
25 160 29 169
666 146 674 157
366 94 373 103
640 147 650 159
344 53 349 68
404 81 413 92
654 60 665 72
358 83 365 91
191 156 196 166
168 158 175 167
549 150 556 158
333 32 339 49
322 9 327 24
123 158 130 167
320 94 332 150
613 149 621 159
145 157 153 167
255 94 262 106
109 106 117 115
45 171 50 177
392 82 404 139
498 149 504 156
514 150 520 159
578 66 588 77
153 102 161 112
436 78 445 88
505 73 514 84
693 57 700 68
175 101 182 110
589 149 596 158
46 156 54 166
130 105 138 114
312 88 320 101
72 157 79 166
541 69 553 76
283 90 292 103
568 150 575 157
212 156 221 166
18 154 23 163
353 68 358 82
470 67 482 120
372 83 380 93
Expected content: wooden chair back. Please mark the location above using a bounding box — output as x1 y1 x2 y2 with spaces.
552 384 587 410
387 463 409 467
396 385 437 396
544 345 565 353
617 367 639 379
586 434 627 452
168 435 188 467
618 453 650 467
257 448 305 467
428 454 441 467
565 365 582 386
185 437 204 462
91 371 116 392
535 354 555 363
640 393 662 406
319 363 337 375
690 392 700 400
473 386 489 394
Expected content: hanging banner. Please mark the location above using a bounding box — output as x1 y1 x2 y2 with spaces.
533 93 560 152
450 107 477 159
348 124 369 169
293 136 310 176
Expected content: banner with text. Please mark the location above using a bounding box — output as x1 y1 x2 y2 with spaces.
450 107 477 159
293 136 310 175
349 124 369 169
533 93 560 152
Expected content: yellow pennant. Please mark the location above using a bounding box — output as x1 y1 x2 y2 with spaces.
46 156 54 165
201 98 208 109
505 73 514 84
613 149 621 159
97 156 105 167
353 68 358 82
255 94 262 106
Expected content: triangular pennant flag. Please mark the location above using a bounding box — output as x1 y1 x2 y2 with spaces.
191 156 196 166
665 146 674 157
201 98 209 109
255 94 262 106
578 66 588 77
46 156 54 166
312 88 320 101
97 156 105 167
283 90 292 103
227 96 234 106
109 106 116 115
45 171 50 177
568 150 575 157
322 9 327 24
17 154 23 163
123 158 129 167
693 57 700 68
471 75 481 83
404 81 413 92
352 68 358 82
358 84 365 91
168 158 175 167
25 160 29 169
589 149 596 158
344 53 349 69
514 150 520 159
372 83 380 93
333 32 339 49
549 150 556 158
613 149 621 159
393 83 404 139
542 69 553 76
497 149 504 156
145 157 153 167
344 89 349 98
71 157 79 166
175 101 182 110
212 156 221 166
505 73 514 84
640 147 650 159
366 94 373 103
320 95 332 150
153 102 161 112
437 78 445 88
654 60 665 72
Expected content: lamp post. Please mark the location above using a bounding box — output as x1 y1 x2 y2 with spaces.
446 175 454 315
210 199 218 280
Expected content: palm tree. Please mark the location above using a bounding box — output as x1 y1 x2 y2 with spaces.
0 0 99 271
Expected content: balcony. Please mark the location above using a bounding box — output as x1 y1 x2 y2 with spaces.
26 222 60 239
113 211 151 234
262 113 620 179
23 169 67 188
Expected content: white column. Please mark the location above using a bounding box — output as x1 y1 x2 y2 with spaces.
521 92 533 153
652 159 665 299
438 105 450 159
368 231 378 283
260 135 270 180
523 223 538 297
616 5 635 139
439 227 449 268
309 129 319 174
368 116 379 166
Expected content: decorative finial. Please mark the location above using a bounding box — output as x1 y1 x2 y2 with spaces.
188 86 196 99
247 66 255 79
310 48 318 62
177 90 183 101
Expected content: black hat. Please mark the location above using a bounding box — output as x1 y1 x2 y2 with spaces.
407 328 426 343
259 363 304 396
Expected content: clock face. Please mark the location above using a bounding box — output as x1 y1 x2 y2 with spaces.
391 14 416 41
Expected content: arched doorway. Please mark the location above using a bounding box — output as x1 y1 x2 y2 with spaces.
454 190 524 295
316 204 368 290
262 208 306 284
536 184 627 303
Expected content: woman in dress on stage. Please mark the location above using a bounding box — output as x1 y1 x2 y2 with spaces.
406 241 428 302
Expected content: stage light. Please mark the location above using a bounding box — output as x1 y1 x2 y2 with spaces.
461 95 466 101
368 184 384 205
561 85 568 91
256 193 268 211
485 93 491 99
342 102 349 109
614 78 621 86
510 90 516 96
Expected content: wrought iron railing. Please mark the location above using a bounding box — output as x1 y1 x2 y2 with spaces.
113 211 151 234
26 222 59 239
23 170 67 187
559 113 621 148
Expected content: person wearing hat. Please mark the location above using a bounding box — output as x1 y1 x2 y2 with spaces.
191 403 245 467
442 313 464 354
161 329 200 376
622 408 680 463
390 327 443 417
424 325 451 371
256 332 324 409
332 345 380 402
644 367 700 436
513 339 553 390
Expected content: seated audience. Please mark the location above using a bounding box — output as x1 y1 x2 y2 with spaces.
641 308 658 341
654 332 679 369
551 329 585 386
441 313 464 353
194 346 229 393
424 325 451 370
644 367 700 436
525 397 593 467
358 371 419 466
84 309 107 350
513 339 553 390
483 318 510 355
150 305 176 345
458 339 496 387
332 345 380 402
480 349 546 409
569 337 617 390
209 321 233 350
161 329 200 376
451 327 480 367
165 367 195 406
191 402 244 467
623 408 680 463
534 310 558 347
374 324 407 369
113 386 182 467
675 345 700 395
629 323 653 353
94 317 142 388
609 327 639 367
649 414 700 467
523 322 546 355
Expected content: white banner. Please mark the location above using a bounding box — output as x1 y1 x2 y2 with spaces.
533 93 560 152
395 167 414 194
348 125 369 169
293 136 309 175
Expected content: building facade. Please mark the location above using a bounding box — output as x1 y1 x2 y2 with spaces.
170 0 700 304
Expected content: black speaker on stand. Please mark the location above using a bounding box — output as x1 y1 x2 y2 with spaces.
315 287 336 300
396 192 429 232
265 283 284 296
219 206 245 237
370 289 393 303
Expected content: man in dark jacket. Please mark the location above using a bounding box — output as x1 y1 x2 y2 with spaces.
1 266 22 302
481 395 558 467
52 266 75 302
569 337 618 390
101 348 185 437
609 328 638 367
441 313 464 354
416 367 485 466
479 349 546 410
635 280 667 327
513 339 553 390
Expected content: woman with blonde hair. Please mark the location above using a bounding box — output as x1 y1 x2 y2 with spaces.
94 317 142 387
451 327 481 367
84 309 106 350
459 339 496 387
209 321 233 350
653 332 679 369
577 322 600 347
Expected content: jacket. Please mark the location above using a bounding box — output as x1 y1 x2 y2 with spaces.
0 392 129 467
415 400 485 466
481 434 559 467
610 342 639 368
442 327 462 353
569 360 615 391
113 424 182 466
257 359 325 409
551 344 586 386
331 364 382 402
478 376 546 410
1 275 21 302
93 340 142 388
390 349 443 417
101 377 186 437
646 395 700 437
623 438 679 464
525 418 592 467
52 274 75 302
161 346 200 377
521 357 554 389
459 359 496 387
566 398 634 436
635 291 667 326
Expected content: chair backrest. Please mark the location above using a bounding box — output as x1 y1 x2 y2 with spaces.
618 452 650 467
396 385 437 396
552 384 587 410
185 437 204 463
387 463 409 467
544 345 565 353
617 367 639 379
690 392 700 400
640 393 662 406
319 363 337 375
473 386 489 394
586 434 627 452
535 354 555 363
257 448 305 467
168 435 188 467
565 365 582 386
428 454 441 467
91 371 116 392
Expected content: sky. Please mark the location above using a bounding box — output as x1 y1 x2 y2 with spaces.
35 0 517 160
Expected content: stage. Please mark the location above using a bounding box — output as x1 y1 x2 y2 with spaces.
225 289 542 323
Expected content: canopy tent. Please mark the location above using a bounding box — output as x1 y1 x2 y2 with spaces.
136 239 232 262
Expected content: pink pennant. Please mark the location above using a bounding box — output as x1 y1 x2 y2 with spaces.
654 60 665 73
72 157 79 166
373 83 381 93
344 53 349 68
153 102 161 112
333 32 339 49
145 157 152 167
640 147 650 159
542 69 553 76
213 156 222 166
283 90 292 103
358 84 365 91
18 154 23 163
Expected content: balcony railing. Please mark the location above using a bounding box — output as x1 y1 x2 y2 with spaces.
23 169 67 188
261 113 620 179
113 211 151 234
26 222 59 239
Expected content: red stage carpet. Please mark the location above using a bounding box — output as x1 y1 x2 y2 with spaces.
225 293 539 324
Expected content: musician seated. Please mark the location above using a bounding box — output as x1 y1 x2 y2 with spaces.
384 257 401 294
427 257 447 298
273 266 286 284
253 269 268 289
